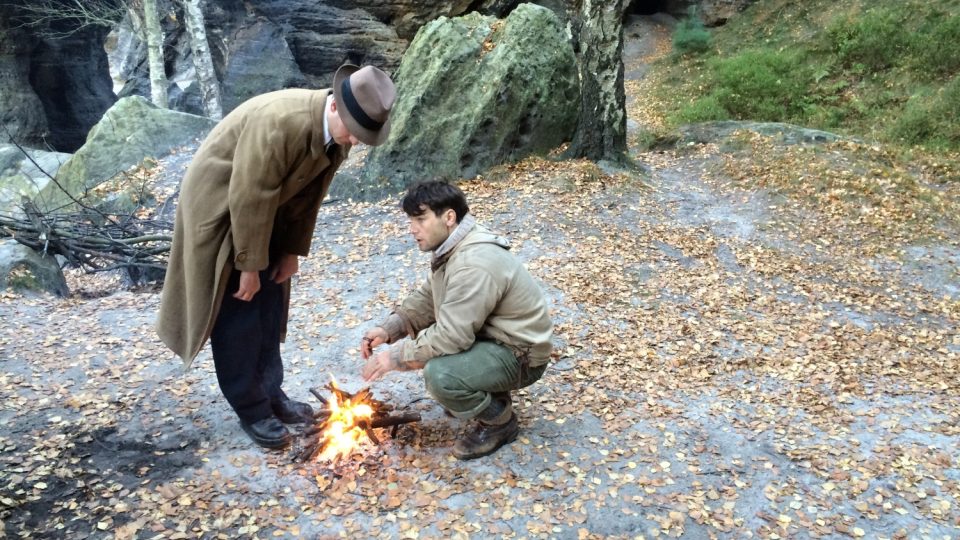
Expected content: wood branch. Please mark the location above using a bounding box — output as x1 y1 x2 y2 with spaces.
309 388 329 405
370 413 422 429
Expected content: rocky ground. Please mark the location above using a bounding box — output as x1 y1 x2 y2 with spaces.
2 14 959 540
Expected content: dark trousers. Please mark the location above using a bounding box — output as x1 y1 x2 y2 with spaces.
210 268 288 423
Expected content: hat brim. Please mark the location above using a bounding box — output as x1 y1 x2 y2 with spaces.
332 64 392 146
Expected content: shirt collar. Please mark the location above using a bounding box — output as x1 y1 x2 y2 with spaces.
323 94 333 148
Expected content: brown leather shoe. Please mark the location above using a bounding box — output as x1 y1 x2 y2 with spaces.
453 413 519 460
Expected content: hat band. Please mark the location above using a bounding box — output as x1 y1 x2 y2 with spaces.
340 78 383 132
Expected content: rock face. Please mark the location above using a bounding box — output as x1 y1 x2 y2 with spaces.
41 96 216 212
0 5 116 152
111 0 575 119
0 239 69 297
112 0 408 117
217 19 307 113
359 4 579 197
31 26 117 152
0 18 49 150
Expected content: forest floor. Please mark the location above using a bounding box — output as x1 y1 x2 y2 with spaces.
2 14 959 540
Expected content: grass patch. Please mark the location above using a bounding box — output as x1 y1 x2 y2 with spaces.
672 8 711 56
890 75 960 150
677 49 812 122
649 0 960 151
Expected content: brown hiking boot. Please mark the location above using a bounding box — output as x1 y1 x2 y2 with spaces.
453 396 518 460
453 412 519 460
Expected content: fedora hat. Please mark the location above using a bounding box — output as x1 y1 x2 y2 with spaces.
332 64 396 146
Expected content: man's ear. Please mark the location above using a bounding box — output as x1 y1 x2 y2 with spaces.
445 209 457 227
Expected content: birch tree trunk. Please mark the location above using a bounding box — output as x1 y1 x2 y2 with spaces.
142 0 168 108
181 0 222 119
566 0 627 162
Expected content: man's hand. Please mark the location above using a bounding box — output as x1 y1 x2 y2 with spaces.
233 270 260 301
270 253 299 283
362 350 397 381
360 327 389 359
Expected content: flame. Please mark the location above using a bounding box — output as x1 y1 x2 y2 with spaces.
316 379 375 462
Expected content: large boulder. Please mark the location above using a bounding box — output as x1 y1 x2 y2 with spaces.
358 3 579 197
39 96 216 212
0 145 72 217
0 239 68 297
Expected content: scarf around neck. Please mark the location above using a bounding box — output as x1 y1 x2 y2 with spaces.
431 213 476 271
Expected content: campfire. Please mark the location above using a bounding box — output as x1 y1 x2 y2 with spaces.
294 380 421 463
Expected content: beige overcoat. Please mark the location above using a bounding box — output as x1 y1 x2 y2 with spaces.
157 89 347 366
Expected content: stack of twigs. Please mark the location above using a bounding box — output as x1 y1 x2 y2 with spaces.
293 383 422 462
0 200 172 283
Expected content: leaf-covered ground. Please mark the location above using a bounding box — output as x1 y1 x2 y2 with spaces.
2 14 959 540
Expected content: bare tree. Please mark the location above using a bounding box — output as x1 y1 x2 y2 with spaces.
566 0 628 162
141 0 169 108
8 0 127 38
181 0 222 119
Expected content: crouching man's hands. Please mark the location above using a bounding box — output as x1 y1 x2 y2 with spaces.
361 327 393 381
360 327 389 359
362 350 399 381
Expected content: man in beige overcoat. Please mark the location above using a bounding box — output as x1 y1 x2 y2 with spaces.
157 64 396 449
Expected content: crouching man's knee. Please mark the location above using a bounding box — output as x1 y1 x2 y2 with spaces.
423 360 465 402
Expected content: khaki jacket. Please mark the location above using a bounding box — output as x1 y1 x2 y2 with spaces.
157 89 347 366
387 225 553 367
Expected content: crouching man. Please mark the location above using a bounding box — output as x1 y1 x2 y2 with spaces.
360 180 553 459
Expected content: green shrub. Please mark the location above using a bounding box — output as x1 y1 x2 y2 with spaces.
675 94 729 123
910 15 960 77
709 49 811 121
673 12 711 56
827 9 909 70
889 75 960 148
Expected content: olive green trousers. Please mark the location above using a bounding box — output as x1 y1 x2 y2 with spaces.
422 341 547 419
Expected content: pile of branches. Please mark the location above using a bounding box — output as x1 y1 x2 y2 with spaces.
0 200 172 284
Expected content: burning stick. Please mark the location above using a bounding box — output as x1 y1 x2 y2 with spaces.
293 381 421 463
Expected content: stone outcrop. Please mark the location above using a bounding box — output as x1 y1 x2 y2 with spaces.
40 97 216 212
358 4 579 197
679 121 845 145
0 239 69 297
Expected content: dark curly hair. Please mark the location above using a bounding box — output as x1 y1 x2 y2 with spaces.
401 180 470 223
